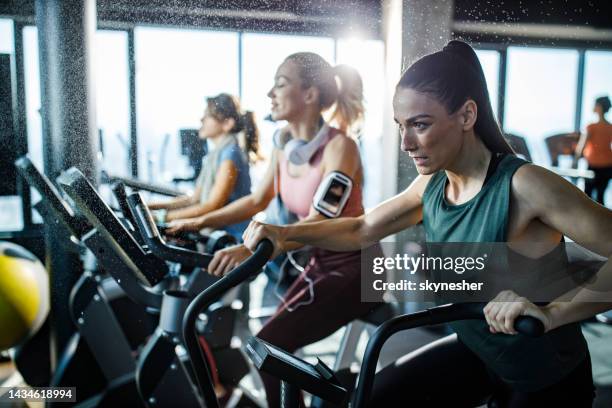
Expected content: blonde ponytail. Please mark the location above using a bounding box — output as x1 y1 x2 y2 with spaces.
328 64 364 137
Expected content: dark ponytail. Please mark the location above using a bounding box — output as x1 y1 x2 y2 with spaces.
240 111 261 162
397 40 514 155
206 93 261 162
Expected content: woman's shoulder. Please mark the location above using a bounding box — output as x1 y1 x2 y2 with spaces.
218 141 247 164
510 163 572 210
586 121 612 132
322 131 359 167
319 127 362 177
325 127 358 153
510 162 544 188
219 142 240 156
586 123 597 133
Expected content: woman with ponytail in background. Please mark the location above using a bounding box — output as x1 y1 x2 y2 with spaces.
244 41 612 406
149 93 259 239
166 52 380 407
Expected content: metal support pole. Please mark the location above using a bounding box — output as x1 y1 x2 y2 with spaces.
35 0 99 366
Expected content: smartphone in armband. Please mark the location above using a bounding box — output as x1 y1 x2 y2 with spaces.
312 171 353 218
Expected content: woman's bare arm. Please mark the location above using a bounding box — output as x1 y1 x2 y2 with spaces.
244 174 431 253
148 193 197 211
165 160 237 221
487 164 612 334
201 153 275 227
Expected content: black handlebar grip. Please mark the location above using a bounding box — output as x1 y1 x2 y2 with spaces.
514 315 545 337
457 303 545 338
256 238 274 261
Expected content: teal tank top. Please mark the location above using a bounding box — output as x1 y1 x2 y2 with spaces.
422 154 588 391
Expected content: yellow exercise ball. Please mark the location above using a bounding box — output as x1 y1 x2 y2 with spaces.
0 241 49 351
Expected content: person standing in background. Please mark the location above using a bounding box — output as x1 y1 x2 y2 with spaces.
576 95 612 206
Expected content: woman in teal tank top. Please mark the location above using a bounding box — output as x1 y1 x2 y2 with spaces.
243 41 612 407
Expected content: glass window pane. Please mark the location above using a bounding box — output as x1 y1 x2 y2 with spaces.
23 26 44 224
336 38 385 209
504 47 579 164
475 49 500 118
0 19 14 54
241 33 335 159
95 30 130 177
22 27 133 219
23 26 43 172
135 27 239 184
580 51 612 130
0 19 20 231
0 196 23 231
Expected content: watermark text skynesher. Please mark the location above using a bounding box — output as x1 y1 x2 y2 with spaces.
373 279 484 292
361 242 608 302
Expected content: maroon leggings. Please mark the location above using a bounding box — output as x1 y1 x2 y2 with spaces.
256 248 379 408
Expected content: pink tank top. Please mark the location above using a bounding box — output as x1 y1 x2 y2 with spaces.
279 127 363 219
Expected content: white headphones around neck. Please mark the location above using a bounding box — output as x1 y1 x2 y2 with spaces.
274 123 330 165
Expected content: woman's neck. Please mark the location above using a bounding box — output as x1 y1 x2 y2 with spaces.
597 113 609 124
445 133 492 196
207 132 231 148
288 112 323 141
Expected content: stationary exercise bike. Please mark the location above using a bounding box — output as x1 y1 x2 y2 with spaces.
180 235 545 407
58 167 260 407
244 303 544 407
15 156 158 406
